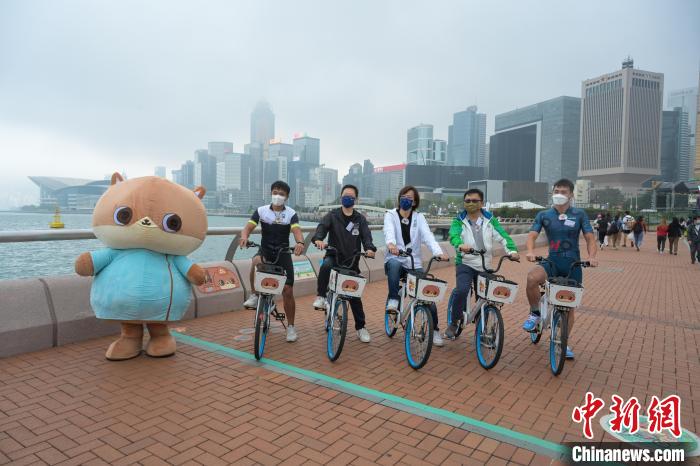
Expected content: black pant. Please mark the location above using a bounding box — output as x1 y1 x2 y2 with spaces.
657 236 666 252
317 255 366 330
598 230 607 245
691 242 700 264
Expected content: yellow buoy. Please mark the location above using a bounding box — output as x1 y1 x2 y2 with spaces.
49 206 65 229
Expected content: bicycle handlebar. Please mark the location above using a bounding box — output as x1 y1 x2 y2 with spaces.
398 248 449 275
245 241 293 265
466 248 519 274
535 256 590 280
323 246 373 269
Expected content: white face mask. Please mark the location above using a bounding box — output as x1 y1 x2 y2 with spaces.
271 194 286 207
552 194 569 206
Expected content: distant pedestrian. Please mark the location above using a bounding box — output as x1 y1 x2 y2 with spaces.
667 217 682 255
622 211 635 247
689 215 700 265
632 216 647 251
656 218 668 254
595 214 608 248
608 214 621 249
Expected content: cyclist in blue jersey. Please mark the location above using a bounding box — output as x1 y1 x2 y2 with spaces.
522 179 598 359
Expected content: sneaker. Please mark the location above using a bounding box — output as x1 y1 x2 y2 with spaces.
243 294 259 309
433 331 444 347
313 296 327 310
386 299 399 311
444 323 459 340
522 314 541 332
357 327 371 343
566 346 574 359
286 325 298 342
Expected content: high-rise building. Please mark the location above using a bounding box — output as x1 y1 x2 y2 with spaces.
269 141 294 161
250 101 275 147
342 163 363 190
490 96 581 185
216 153 247 190
207 142 234 162
316 166 339 205
361 159 374 199
244 143 265 206
433 140 447 165
668 86 697 179
154 166 166 178
660 108 690 182
194 150 218 192
292 135 320 165
407 124 434 165
575 179 592 205
447 106 486 167
578 58 663 191
372 164 407 206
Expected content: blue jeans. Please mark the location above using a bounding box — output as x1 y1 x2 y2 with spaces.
384 258 439 330
633 232 644 248
449 264 479 325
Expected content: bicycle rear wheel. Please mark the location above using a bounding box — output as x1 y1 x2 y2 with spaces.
404 305 433 370
254 296 271 360
384 310 398 337
327 298 348 362
549 309 568 376
474 305 504 370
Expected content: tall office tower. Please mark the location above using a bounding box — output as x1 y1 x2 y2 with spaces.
407 124 434 165
250 101 275 147
292 135 320 165
362 159 374 199
342 163 363 189
193 150 218 192
578 58 663 191
245 143 265 206
268 141 294 161
154 166 166 178
177 160 195 188
490 96 581 185
433 140 447 165
668 86 697 180
661 108 691 182
447 106 486 167
216 153 247 190
207 142 234 162
316 166 339 205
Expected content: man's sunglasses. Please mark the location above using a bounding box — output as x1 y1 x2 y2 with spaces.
463 199 481 204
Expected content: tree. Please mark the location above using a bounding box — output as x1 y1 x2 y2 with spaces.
591 188 625 208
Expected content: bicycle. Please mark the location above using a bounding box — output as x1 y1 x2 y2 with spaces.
384 249 449 370
245 241 294 360
527 256 590 376
445 249 519 370
315 247 371 362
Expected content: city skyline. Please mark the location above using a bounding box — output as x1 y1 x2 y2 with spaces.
1 0 699 208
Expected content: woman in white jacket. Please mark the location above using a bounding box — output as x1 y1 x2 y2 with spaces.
383 186 448 346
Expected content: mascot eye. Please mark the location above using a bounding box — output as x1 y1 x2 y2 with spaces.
113 206 133 225
162 213 182 233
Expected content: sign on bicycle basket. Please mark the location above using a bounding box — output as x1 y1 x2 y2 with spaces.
406 273 447 303
547 282 583 307
476 274 518 304
329 269 366 298
254 271 285 295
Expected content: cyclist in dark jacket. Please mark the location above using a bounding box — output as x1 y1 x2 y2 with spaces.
667 218 682 255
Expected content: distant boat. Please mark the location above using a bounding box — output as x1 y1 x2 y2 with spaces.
49 207 65 229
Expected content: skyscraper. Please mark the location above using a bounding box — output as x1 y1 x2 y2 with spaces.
268 141 294 161
194 150 217 192
292 135 320 165
207 141 234 161
660 108 690 182
407 124 434 165
433 140 447 165
250 101 275 147
668 86 697 180
154 166 166 178
490 96 581 185
578 58 663 191
447 106 486 167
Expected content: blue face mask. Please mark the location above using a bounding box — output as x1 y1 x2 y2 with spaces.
399 197 413 211
341 195 355 208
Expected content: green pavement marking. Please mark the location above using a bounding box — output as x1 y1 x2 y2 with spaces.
173 331 569 461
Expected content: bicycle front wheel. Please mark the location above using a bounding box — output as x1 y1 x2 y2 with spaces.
254 296 271 360
384 310 398 337
404 305 434 370
474 305 504 370
327 298 348 362
549 309 568 376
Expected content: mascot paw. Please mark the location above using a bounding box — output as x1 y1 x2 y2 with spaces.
105 323 144 361
146 323 176 358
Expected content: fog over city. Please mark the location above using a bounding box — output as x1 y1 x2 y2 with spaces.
0 0 698 208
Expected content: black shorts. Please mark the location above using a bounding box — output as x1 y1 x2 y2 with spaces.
257 251 294 286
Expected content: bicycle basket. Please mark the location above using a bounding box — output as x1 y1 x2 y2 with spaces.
546 280 583 308
329 268 366 298
406 272 448 303
476 273 519 304
254 264 286 295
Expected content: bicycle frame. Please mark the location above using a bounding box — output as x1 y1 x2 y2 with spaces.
534 256 589 338
394 249 446 335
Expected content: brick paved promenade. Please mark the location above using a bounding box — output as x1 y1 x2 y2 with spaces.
1 239 699 465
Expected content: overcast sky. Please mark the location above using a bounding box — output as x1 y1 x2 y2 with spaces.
1 0 698 207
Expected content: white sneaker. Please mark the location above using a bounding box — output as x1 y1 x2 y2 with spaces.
286 325 298 342
313 296 327 310
433 330 444 347
386 299 399 311
357 327 371 343
244 294 259 309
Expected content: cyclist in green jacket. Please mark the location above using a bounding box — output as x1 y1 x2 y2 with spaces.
444 189 519 339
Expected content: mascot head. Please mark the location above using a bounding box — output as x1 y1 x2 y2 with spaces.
92 173 208 255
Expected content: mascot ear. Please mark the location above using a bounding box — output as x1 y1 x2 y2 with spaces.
111 172 125 185
193 186 206 200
